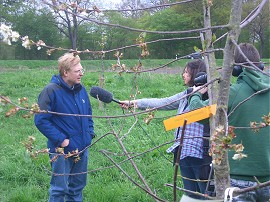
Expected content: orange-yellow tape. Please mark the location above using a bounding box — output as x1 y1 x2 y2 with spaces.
163 104 217 131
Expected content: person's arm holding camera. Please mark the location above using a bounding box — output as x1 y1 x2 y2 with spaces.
188 85 209 111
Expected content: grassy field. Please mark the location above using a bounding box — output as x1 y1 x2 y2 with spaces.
0 59 190 202
0 58 190 70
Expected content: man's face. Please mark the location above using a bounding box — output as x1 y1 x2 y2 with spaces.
64 63 84 86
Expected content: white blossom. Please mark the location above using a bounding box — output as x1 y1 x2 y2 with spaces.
2 37 11 45
21 36 32 49
0 24 12 34
11 31 20 42
232 153 247 160
0 24 20 45
235 144 244 153
36 40 46 50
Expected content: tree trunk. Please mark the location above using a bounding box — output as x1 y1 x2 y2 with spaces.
202 0 219 130
213 0 243 199
72 12 78 50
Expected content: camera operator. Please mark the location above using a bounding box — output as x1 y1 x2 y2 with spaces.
188 43 270 201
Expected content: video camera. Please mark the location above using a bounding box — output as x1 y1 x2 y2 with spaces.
194 72 207 86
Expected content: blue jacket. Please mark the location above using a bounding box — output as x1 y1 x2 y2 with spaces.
34 74 94 154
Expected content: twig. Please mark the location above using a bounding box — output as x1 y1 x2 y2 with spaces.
231 39 269 76
100 150 166 202
228 87 270 117
86 0 199 12
173 120 187 202
240 0 268 28
165 183 215 200
234 178 270 195
1 78 220 120
213 0 268 45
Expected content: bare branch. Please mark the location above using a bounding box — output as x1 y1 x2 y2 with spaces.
228 87 270 117
100 150 166 202
165 183 215 200
240 0 269 28
173 120 187 202
42 0 229 35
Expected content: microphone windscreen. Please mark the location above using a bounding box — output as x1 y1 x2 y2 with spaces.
90 86 113 103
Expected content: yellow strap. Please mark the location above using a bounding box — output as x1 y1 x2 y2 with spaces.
163 104 217 131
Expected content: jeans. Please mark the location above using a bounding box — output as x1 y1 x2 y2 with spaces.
180 157 210 199
49 150 88 202
231 178 270 202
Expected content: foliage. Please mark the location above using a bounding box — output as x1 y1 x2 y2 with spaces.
240 0 270 58
0 42 15 59
103 11 142 59
138 8 199 59
0 0 25 23
12 8 62 60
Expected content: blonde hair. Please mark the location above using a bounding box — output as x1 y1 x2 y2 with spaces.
58 53 81 76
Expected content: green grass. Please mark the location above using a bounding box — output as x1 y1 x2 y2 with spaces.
0 58 229 71
0 58 268 70
0 62 187 202
0 58 187 70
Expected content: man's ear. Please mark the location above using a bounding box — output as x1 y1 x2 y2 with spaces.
63 69 68 77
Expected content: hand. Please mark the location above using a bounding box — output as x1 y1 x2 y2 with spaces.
61 139 70 147
192 85 208 94
119 100 137 109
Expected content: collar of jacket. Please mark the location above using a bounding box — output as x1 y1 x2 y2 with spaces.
51 74 82 94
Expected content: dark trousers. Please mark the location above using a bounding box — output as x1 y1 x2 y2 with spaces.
180 156 210 199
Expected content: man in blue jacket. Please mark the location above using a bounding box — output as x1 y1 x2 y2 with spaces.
35 53 95 202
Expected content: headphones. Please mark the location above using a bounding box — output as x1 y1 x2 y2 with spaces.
232 62 264 77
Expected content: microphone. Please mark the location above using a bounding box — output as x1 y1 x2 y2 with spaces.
89 86 121 104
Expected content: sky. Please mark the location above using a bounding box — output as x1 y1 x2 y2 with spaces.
96 0 122 9
110 0 122 3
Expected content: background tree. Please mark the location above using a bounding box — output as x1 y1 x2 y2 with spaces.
104 11 143 59
0 0 25 59
119 0 146 18
138 8 199 59
240 0 270 57
12 8 61 60
0 0 25 23
44 0 100 50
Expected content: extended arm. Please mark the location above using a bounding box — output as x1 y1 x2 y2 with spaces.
120 91 186 111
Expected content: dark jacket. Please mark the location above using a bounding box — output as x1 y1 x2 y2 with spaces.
34 74 94 154
227 68 270 182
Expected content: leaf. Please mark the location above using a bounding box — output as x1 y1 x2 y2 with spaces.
139 32 146 38
194 46 200 52
212 33 217 42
